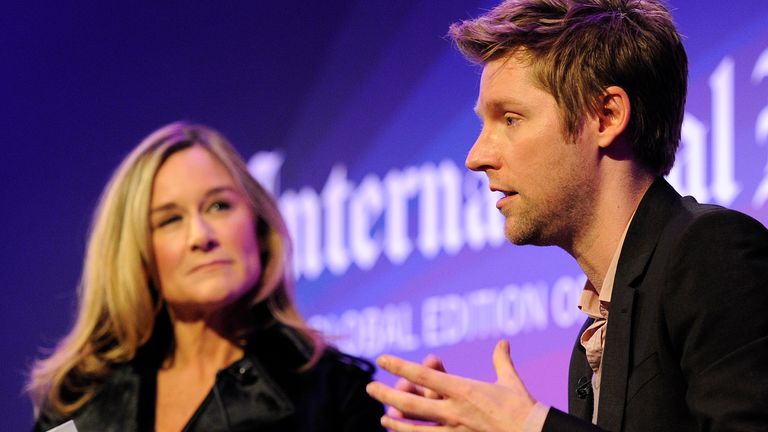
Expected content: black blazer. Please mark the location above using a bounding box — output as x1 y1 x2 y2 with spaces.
544 178 768 431
34 324 385 432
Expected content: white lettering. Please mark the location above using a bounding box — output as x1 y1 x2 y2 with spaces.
551 275 587 328
279 188 323 279
670 114 709 201
349 174 384 270
322 165 352 274
308 303 419 357
463 171 505 250
710 57 741 205
497 283 548 336
422 294 469 347
247 151 284 195
752 48 768 207
310 275 585 357
384 168 420 264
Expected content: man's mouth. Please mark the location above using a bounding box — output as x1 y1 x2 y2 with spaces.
491 186 517 209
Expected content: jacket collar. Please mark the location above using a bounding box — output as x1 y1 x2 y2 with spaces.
196 353 295 431
184 323 309 431
71 323 310 431
596 177 681 430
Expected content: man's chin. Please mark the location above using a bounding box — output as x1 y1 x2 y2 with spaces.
504 221 548 247
504 228 533 246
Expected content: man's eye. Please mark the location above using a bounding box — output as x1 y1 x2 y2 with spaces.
504 114 518 126
209 201 231 212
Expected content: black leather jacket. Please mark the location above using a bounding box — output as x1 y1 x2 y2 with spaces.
34 326 385 431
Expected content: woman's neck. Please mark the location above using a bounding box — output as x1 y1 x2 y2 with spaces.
162 304 247 374
171 323 243 369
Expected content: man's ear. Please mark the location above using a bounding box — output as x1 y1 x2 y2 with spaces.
595 86 631 149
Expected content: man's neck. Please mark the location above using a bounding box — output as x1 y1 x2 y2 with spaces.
570 171 655 291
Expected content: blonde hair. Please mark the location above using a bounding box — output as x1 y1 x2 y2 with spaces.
27 122 324 416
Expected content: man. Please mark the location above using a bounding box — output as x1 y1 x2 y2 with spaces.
366 0 768 431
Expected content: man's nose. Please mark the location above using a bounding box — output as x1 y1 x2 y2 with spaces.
465 128 499 172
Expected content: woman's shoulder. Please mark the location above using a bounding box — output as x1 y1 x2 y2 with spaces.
248 324 375 379
33 362 145 432
241 326 385 428
308 348 385 428
316 347 376 379
245 324 378 398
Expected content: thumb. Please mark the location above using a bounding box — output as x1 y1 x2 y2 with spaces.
492 339 519 384
493 340 537 417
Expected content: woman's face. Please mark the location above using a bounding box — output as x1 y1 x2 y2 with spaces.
149 146 262 318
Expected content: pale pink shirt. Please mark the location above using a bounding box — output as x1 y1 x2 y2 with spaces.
523 216 633 431
577 219 626 423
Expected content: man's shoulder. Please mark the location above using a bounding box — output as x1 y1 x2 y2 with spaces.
638 178 768 243
669 196 768 242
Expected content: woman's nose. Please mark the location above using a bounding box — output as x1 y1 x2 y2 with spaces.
188 216 218 252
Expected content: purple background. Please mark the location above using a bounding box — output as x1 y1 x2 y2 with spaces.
3 1 768 430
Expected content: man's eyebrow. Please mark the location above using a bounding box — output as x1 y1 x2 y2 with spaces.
478 97 526 116
474 99 495 118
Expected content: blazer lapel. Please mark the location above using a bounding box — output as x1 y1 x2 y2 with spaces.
596 178 680 430
569 317 596 420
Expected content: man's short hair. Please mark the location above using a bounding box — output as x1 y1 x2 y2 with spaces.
449 0 687 176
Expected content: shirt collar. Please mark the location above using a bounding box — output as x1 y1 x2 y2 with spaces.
578 212 636 318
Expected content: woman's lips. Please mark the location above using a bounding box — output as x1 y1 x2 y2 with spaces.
189 260 232 274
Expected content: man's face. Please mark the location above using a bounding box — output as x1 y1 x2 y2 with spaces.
466 54 598 249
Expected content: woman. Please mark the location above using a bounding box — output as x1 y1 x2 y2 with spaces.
28 123 385 431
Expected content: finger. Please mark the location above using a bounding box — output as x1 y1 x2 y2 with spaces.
387 404 406 419
395 376 424 395
386 404 443 422
391 376 427 419
423 354 446 373
377 355 457 397
366 381 445 423
380 415 445 432
492 339 519 384
388 378 420 419
421 355 446 400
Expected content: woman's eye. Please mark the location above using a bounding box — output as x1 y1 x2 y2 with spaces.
157 215 181 228
209 201 231 212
